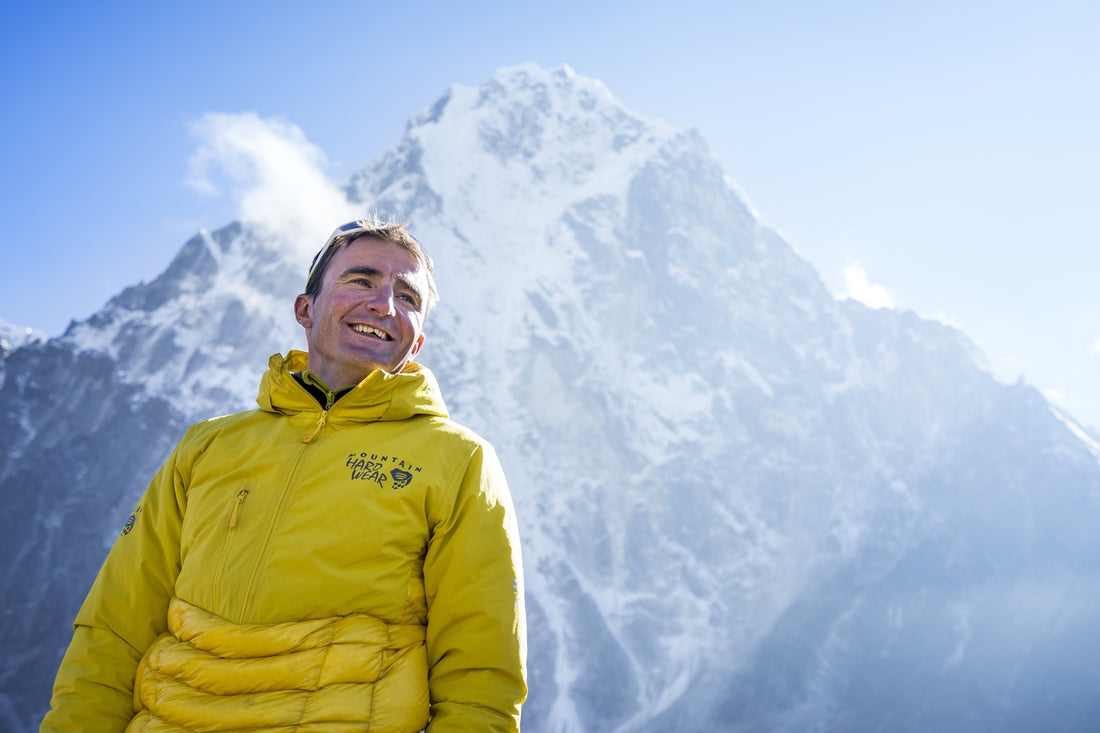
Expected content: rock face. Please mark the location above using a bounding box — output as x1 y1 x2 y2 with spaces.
4 63 1100 732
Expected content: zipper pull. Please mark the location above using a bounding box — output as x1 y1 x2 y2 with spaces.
303 409 328 444
229 489 249 529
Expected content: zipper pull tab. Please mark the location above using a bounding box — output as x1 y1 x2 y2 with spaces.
229 489 249 529
303 409 328 444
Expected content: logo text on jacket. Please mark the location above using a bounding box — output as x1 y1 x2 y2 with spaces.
345 452 421 490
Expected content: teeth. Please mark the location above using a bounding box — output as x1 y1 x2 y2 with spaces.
352 324 391 340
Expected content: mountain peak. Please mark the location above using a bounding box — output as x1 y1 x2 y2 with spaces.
363 63 693 257
0 318 44 352
413 62 620 129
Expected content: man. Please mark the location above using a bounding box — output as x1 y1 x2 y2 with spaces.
42 219 527 732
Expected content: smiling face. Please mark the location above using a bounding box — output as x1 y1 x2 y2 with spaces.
294 236 429 389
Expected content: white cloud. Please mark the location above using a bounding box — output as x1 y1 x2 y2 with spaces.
928 311 966 330
185 113 357 258
1088 337 1100 356
841 262 896 309
1042 386 1068 407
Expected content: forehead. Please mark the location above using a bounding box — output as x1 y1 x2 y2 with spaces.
326 236 426 282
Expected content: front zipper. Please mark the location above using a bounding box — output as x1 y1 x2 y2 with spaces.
229 376 333 617
302 387 336 444
237 442 312 621
302 410 328 443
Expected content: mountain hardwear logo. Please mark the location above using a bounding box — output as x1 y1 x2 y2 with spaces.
390 468 413 490
345 452 421 490
121 506 142 535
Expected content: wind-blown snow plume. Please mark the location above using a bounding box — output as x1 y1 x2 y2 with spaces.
842 261 896 309
186 112 357 258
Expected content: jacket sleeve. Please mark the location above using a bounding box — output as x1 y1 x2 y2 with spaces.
40 435 190 733
423 441 527 732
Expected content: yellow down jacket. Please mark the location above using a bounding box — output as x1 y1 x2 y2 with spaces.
42 351 527 732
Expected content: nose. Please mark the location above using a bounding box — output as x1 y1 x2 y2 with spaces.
365 284 396 316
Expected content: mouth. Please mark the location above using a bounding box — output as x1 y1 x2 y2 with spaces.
351 323 392 341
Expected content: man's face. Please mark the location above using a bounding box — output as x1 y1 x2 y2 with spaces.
294 236 428 389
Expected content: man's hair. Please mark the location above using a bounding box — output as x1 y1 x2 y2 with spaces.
305 218 439 316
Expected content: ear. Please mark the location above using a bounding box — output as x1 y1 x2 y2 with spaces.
294 294 314 329
411 333 425 357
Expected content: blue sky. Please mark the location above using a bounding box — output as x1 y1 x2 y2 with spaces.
2 0 1098 429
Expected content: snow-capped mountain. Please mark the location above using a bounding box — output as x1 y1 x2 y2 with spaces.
4 63 1100 732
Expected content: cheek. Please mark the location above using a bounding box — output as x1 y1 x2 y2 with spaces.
408 316 427 341
317 293 353 320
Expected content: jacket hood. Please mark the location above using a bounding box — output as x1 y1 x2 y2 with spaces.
256 351 449 422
